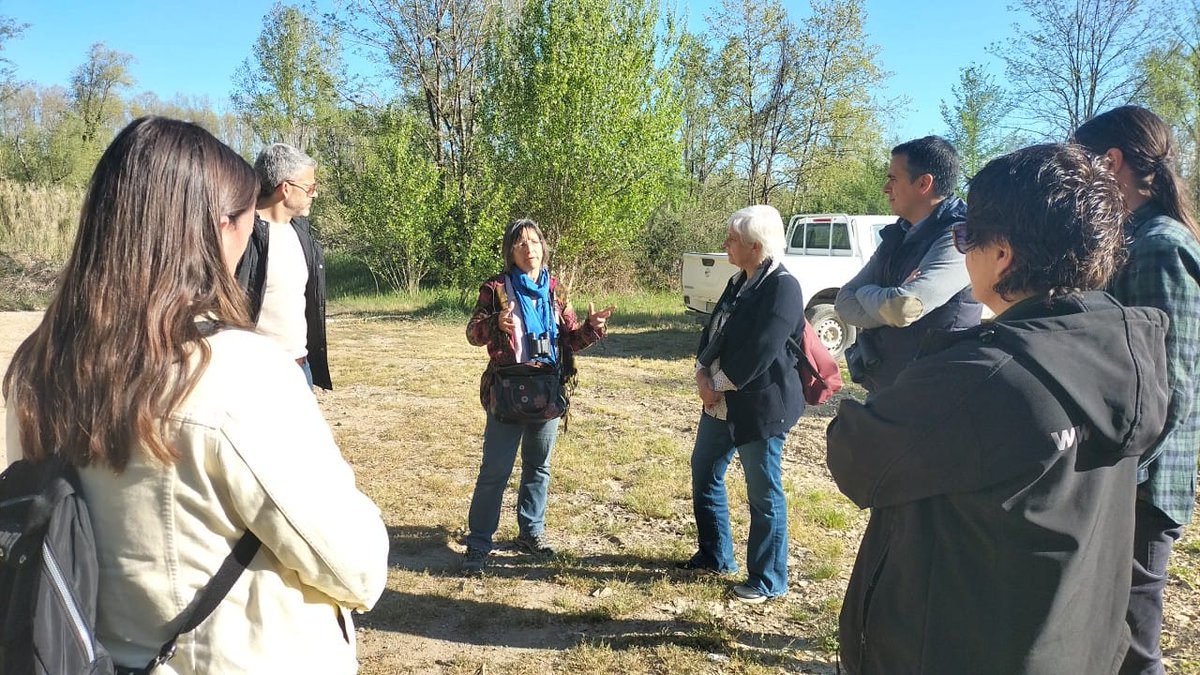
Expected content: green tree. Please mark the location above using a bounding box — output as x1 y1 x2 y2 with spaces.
675 31 735 196
231 3 343 151
336 0 492 187
708 0 794 204
0 85 83 184
334 0 506 289
700 0 887 210
785 0 888 213
1138 3 1200 204
940 63 1010 187
69 43 134 145
991 0 1164 138
482 0 683 281
127 92 258 157
800 150 889 214
335 108 448 292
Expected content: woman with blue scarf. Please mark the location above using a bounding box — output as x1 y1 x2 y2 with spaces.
462 219 615 575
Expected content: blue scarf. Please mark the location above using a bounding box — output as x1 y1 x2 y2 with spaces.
509 268 559 364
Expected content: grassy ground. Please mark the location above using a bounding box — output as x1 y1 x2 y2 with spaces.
313 291 1200 674
321 290 864 674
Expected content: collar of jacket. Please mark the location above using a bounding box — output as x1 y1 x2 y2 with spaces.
251 214 270 238
880 195 967 248
254 213 313 232
1126 201 1167 238
994 292 1091 322
918 291 1098 357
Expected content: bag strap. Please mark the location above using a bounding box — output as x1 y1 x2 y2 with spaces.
787 331 826 387
134 531 261 673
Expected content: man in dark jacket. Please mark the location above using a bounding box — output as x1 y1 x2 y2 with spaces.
827 144 1170 674
236 143 331 390
835 136 981 392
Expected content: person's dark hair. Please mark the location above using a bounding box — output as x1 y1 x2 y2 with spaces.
3 116 258 471
1073 105 1200 243
892 135 960 198
501 218 552 273
965 143 1125 301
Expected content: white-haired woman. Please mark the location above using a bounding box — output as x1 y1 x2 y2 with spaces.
677 204 806 603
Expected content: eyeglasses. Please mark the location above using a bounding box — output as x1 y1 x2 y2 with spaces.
951 223 976 254
284 180 318 197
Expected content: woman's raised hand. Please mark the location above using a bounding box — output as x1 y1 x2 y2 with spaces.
498 305 515 336
587 302 616 331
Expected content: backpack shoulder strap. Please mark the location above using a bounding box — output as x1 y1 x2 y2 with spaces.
133 531 261 673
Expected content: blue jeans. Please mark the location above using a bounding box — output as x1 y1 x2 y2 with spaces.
299 359 313 390
465 413 560 553
689 413 789 596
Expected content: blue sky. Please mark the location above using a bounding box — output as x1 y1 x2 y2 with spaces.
0 0 1018 139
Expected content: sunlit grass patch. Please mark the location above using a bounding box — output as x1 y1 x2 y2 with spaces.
791 486 855 531
621 461 691 519
789 596 843 652
322 309 867 673
1177 535 1200 555
578 581 651 621
802 560 840 582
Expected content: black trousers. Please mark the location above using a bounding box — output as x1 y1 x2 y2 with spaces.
1120 500 1183 675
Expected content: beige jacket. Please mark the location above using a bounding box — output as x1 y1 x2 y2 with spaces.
5 329 388 673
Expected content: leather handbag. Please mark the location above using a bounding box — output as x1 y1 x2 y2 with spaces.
488 363 567 423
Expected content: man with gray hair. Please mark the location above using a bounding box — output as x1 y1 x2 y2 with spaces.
236 143 332 390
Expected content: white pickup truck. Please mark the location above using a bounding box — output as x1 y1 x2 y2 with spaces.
681 213 896 358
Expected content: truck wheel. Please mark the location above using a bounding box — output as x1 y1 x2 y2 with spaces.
805 304 855 360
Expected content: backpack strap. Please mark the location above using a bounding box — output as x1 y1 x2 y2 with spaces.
130 531 261 674
787 334 825 386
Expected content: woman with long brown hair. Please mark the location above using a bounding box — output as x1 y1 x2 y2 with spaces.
1075 106 1200 675
3 116 387 673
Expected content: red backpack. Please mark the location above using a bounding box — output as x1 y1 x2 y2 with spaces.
789 320 843 405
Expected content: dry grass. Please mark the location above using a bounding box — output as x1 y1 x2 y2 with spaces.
0 179 82 262
0 180 83 310
317 310 1200 674
321 311 862 674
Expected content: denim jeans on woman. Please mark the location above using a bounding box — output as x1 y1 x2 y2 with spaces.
689 413 789 597
465 412 559 553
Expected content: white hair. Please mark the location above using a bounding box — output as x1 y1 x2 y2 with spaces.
728 205 785 258
254 143 317 197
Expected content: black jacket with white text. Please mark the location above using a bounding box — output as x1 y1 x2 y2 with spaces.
827 291 1169 674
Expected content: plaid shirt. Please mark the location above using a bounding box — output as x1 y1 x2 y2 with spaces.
1109 203 1200 525
465 273 604 410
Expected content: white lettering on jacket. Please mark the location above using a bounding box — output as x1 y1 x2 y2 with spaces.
1050 424 1091 452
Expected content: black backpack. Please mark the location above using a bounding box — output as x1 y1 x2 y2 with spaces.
0 457 260 675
